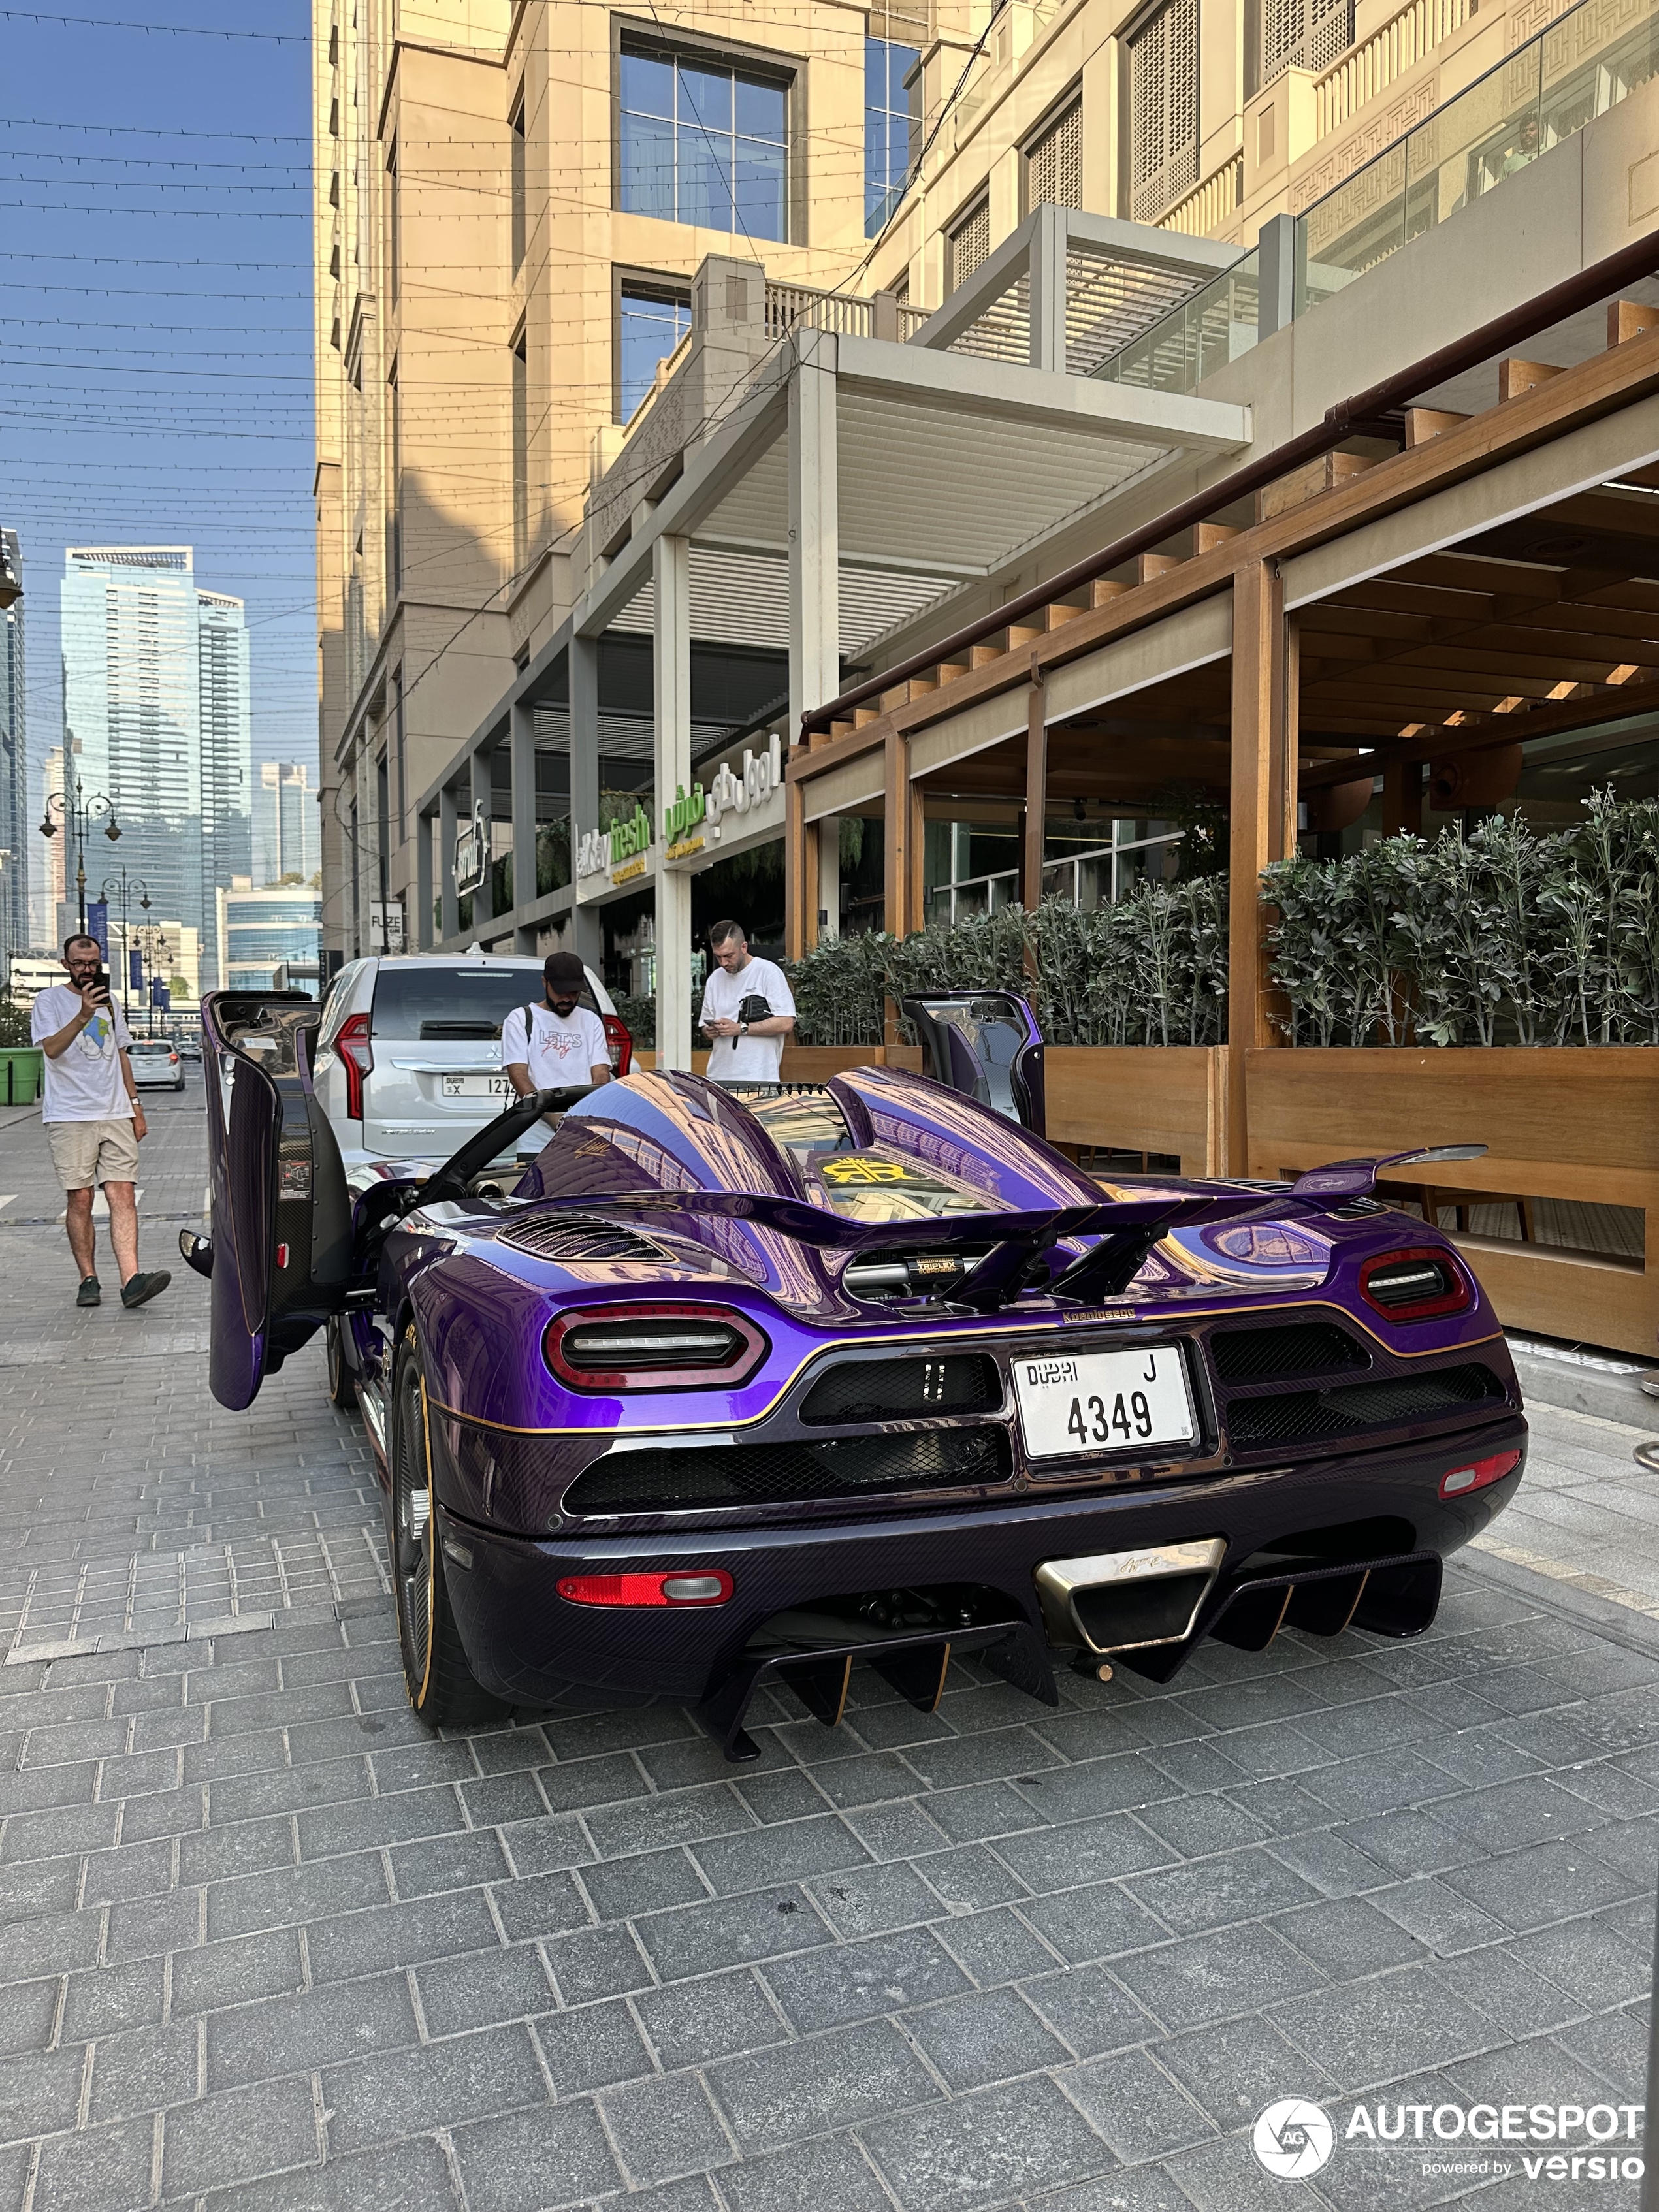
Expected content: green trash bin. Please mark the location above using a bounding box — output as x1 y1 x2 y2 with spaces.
0 1048 43 1106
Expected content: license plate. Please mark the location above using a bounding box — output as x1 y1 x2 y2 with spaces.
1013 1345 1195 1459
440 1074 515 1100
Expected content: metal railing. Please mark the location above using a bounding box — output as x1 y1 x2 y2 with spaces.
1092 0 1659 396
1093 248 1261 393
1299 0 1659 311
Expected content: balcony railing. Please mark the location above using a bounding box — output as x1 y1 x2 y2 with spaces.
1092 0 1659 396
1156 153 1246 238
1315 0 1478 137
762 279 929 342
1300 0 1659 312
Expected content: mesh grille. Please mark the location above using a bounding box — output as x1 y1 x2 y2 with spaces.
1263 0 1355 82
1129 0 1199 221
1026 98 1083 211
948 198 991 290
799 1355 1001 1426
498 1215 664 1264
1228 1364 1506 1447
1209 1323 1370 1384
564 1428 1013 1515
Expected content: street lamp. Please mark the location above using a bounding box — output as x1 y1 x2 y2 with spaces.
100 870 150 1025
40 778 121 935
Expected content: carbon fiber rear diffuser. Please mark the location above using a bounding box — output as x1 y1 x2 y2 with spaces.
698 1619 1058 1763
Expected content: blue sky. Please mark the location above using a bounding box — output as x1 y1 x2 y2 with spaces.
2 1 316 818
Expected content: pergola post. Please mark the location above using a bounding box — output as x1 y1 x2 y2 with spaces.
510 697 538 953
654 534 693 1072
470 748 494 930
882 729 923 1040
1227 559 1296 1174
1028 204 1068 374
785 778 813 961
438 784 459 944
1021 671 1047 910
788 332 839 740
568 636 603 968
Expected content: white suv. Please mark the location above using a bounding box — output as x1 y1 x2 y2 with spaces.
310 954 628 1169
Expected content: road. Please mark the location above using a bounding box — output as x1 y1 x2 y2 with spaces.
0 1078 1652 2211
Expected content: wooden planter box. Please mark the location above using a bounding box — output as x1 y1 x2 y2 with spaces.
1044 1047 1228 1178
1244 1046 1659 1356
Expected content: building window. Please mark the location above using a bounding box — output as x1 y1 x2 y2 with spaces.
947 197 990 293
617 276 692 422
1129 0 1199 221
511 328 528 571
617 38 789 241
1262 0 1355 84
1024 93 1083 212
865 36 919 238
510 91 526 271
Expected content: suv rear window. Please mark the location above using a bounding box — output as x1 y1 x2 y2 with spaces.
368 966 600 1042
129 1041 171 1055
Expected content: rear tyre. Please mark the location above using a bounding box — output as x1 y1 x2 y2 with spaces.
325 1315 357 1409
389 1324 503 1728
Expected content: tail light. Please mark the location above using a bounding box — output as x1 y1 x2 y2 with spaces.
602 1012 633 1076
335 1012 373 1119
557 1570 732 1607
1359 1246 1470 1321
1440 1448 1522 1499
544 1302 767 1391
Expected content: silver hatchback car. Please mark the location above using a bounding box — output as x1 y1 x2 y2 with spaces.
308 954 628 1171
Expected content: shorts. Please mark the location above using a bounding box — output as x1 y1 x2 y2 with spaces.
47 1118 140 1193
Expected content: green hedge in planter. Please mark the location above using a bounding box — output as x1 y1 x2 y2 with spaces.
1263 792 1659 1046
786 881 1229 1050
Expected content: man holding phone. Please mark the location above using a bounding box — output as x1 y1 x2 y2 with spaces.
30 934 170 1311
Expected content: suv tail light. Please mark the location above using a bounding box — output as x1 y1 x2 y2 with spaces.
544 1303 767 1391
335 1012 373 1119
1359 1247 1470 1321
557 1570 732 1607
602 1012 633 1076
1440 1448 1522 1499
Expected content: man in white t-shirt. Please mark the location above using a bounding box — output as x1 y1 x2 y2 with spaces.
697 920 796 1086
31 933 171 1311
502 952 612 1112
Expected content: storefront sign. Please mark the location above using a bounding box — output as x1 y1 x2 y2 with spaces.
576 804 654 892
453 803 489 896
705 732 782 840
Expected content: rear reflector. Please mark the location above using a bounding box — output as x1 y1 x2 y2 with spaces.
1440 1449 1522 1499
556 1571 733 1608
275 1243 290 1271
1360 1246 1471 1321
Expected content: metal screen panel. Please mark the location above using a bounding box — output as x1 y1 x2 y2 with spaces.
1026 95 1084 209
1129 0 1200 221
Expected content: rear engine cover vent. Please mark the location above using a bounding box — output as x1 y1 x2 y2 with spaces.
564 1428 1013 1515
800 1354 1001 1425
500 1215 664 1264
1228 1363 1506 1447
1209 1322 1370 1384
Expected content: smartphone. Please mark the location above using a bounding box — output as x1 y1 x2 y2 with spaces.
86 966 110 1006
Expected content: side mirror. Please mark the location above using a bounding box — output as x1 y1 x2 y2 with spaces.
178 1229 213 1279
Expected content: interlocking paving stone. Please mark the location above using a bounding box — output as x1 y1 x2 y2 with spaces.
0 1093 1654 2210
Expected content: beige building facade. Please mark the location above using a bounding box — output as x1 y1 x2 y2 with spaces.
314 0 1636 964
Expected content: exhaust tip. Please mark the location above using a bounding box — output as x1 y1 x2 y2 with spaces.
1035 1539 1225 1656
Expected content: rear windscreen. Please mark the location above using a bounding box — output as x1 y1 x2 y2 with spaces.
368 966 599 1040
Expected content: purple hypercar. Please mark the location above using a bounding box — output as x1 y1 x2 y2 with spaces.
189 988 1526 1760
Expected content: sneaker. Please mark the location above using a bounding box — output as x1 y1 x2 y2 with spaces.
120 1271 171 1311
76 1275 101 1309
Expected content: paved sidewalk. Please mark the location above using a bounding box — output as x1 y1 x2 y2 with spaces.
0 1088 1651 2212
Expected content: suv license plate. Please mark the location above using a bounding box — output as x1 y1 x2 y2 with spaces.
1014 1345 1195 1459
441 1074 515 1100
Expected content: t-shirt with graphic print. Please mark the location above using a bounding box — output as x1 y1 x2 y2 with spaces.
31 986 134 1123
500 1002 609 1091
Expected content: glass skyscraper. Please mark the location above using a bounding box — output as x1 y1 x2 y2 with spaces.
0 531 24 979
59 548 251 992
252 760 321 888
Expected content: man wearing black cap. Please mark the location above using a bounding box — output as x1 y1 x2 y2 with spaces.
502 952 612 1101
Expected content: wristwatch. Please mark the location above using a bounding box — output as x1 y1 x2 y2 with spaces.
738 1020 749 1036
